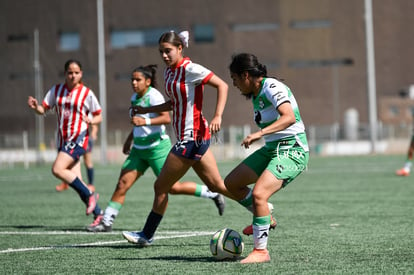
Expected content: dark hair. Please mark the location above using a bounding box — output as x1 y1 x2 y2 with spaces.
229 53 267 77
132 64 158 88
64 59 82 72
158 31 184 48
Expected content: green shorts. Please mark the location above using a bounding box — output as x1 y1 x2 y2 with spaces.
122 138 171 176
243 135 309 187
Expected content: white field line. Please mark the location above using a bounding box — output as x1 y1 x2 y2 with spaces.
0 230 214 254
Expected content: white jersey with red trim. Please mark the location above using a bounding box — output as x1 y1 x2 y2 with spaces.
163 57 213 142
42 83 102 150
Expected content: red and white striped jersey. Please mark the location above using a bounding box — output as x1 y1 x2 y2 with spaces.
42 83 102 150
164 57 213 142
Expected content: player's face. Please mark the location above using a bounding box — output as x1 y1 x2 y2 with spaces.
65 63 82 89
159 42 183 68
131 71 150 96
230 72 250 95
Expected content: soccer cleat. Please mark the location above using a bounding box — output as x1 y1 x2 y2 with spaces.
212 194 225 216
87 184 95 193
55 182 69 192
122 231 153 247
242 215 277 236
87 214 103 229
240 248 270 264
86 215 112 232
395 168 410 176
86 193 99 216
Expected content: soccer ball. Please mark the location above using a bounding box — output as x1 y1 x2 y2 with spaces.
210 228 244 260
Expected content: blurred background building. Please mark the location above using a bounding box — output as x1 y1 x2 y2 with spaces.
1 0 414 163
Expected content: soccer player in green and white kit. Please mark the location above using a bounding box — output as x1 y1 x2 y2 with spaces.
225 53 309 263
86 64 225 232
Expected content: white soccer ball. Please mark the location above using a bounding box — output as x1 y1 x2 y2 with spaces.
210 228 244 260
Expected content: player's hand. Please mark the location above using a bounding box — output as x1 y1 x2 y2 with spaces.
209 115 222 134
241 132 262 149
27 96 38 109
131 116 145 126
82 114 92 124
122 143 131 155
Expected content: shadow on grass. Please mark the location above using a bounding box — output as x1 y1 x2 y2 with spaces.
0 224 134 231
115 255 230 263
0 225 83 231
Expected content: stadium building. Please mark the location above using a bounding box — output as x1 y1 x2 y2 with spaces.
1 0 414 155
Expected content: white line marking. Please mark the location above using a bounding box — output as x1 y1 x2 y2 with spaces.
0 231 214 254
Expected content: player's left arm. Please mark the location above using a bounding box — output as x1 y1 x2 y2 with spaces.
241 102 296 148
206 74 228 134
261 102 296 135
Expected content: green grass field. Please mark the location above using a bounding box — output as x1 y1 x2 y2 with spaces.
1 155 413 274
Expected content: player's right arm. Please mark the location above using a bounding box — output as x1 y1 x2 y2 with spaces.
130 100 173 115
27 96 46 115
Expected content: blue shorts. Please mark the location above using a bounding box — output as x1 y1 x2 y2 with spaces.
59 141 86 161
170 138 210 160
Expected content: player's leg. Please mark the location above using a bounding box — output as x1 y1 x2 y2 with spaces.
152 152 194 214
87 147 146 232
54 151 76 192
122 152 193 246
240 171 281 264
87 169 140 232
225 148 277 236
241 146 309 264
396 136 414 176
169 180 225 215
224 162 258 201
83 152 95 190
148 143 224 215
192 148 235 200
53 144 101 216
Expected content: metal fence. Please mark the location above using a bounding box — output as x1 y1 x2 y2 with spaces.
0 123 411 167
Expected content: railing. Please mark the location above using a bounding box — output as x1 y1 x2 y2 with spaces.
0 123 412 167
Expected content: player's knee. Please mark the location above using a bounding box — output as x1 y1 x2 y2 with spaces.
168 185 179 194
51 166 61 178
154 181 169 196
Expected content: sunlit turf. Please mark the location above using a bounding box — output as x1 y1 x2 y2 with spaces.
0 155 413 274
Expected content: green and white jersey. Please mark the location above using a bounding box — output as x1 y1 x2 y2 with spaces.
130 87 169 149
252 78 308 151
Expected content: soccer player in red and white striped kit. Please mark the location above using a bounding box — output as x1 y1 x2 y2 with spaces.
27 59 102 222
122 31 236 246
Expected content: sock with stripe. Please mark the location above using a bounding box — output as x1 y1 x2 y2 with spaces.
194 185 219 199
253 215 271 249
103 201 122 226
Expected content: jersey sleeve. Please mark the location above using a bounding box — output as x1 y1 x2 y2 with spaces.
87 90 102 115
150 88 166 106
265 80 291 108
42 86 56 110
186 63 213 85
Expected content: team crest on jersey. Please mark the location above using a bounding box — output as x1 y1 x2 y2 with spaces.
63 109 71 119
258 97 265 109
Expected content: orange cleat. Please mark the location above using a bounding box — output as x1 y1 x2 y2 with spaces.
242 215 277 236
88 214 103 228
395 168 410 177
86 193 99 215
240 248 270 264
55 182 69 192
